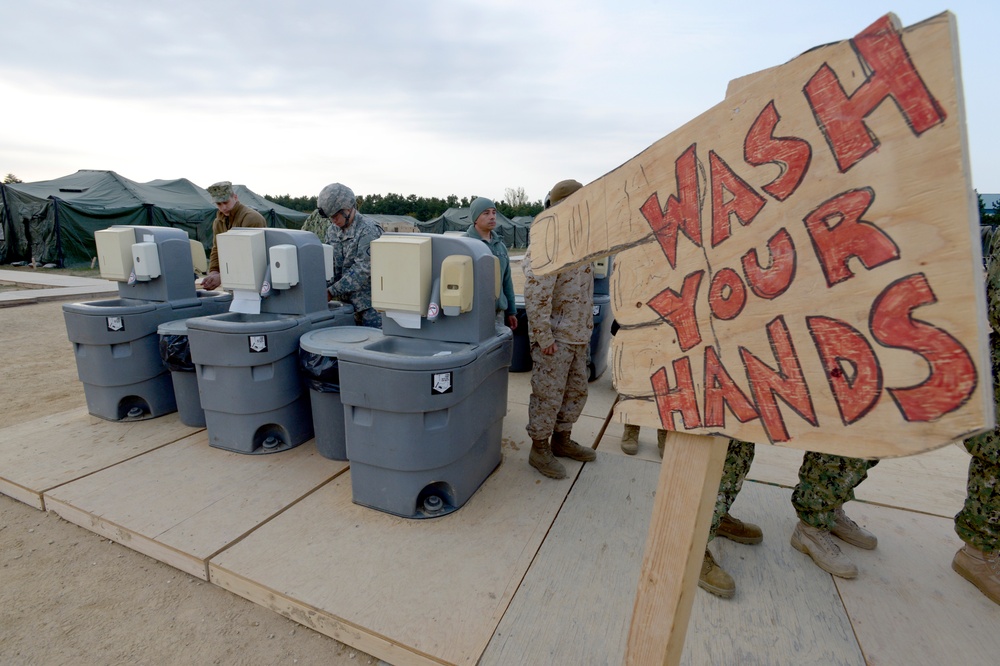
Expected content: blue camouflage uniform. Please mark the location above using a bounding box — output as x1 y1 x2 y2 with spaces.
708 440 756 541
792 453 878 529
955 227 1000 554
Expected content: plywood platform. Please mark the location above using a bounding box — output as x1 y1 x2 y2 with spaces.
0 407 196 509
209 410 596 666
45 431 348 580
1 298 998 664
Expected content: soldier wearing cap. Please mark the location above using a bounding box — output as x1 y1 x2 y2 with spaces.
464 197 517 330
202 181 266 291
522 179 597 479
317 183 382 328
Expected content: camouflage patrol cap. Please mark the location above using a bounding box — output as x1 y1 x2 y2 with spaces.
317 183 356 216
548 179 583 207
207 181 234 203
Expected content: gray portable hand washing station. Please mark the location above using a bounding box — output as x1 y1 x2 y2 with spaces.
62 225 232 421
186 228 354 455
330 233 512 519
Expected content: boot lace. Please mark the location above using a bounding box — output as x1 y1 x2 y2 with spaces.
810 526 843 557
833 507 860 531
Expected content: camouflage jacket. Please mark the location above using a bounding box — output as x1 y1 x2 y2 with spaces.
300 209 330 242
208 201 266 274
522 247 594 348
325 212 382 313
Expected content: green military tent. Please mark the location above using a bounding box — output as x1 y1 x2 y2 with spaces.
416 207 531 248
0 170 307 267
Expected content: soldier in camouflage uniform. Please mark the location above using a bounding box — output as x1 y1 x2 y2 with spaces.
789 453 879 579
522 179 597 479
300 208 330 243
465 197 517 330
698 439 763 599
317 183 382 328
202 181 266 290
952 226 1000 606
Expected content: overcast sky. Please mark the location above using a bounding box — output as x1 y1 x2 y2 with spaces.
2 1 997 204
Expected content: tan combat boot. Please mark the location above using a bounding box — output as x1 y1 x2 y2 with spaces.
717 513 763 545
529 438 567 479
620 424 640 455
657 429 667 459
831 507 877 549
790 521 858 578
550 430 596 462
699 549 735 599
952 544 1000 606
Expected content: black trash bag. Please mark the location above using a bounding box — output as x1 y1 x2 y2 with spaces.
298 348 340 393
159 334 194 373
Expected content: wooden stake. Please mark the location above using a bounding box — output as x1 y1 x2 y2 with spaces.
625 433 728 665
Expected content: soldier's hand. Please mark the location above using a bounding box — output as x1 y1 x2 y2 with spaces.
201 271 221 290
542 342 557 355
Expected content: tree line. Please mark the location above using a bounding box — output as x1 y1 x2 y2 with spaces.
265 187 544 221
3 172 544 221
980 191 1000 227
9 170 998 227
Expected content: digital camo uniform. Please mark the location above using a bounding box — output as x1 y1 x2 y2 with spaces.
522 247 594 442
791 453 878 529
325 211 382 328
955 227 1000 554
709 440 756 541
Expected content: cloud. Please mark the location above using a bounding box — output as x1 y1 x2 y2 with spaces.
2 0 998 200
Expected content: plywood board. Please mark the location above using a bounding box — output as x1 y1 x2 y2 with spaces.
529 12 989 459
482 452 654 664
45 431 346 579
686 482 867 665
483 461 866 664
833 501 1000 664
208 410 601 666
0 407 195 510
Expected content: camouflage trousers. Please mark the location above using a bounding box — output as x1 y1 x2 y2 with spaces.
954 425 1000 553
526 341 588 441
708 439 756 542
355 306 382 328
792 453 878 530
954 337 1000 553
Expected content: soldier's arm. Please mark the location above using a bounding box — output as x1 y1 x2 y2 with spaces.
331 224 382 297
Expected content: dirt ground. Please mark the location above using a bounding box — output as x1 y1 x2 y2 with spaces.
0 300 379 665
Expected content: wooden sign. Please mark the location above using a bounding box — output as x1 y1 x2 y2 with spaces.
531 12 992 459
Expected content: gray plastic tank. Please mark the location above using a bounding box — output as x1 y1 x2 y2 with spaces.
187 306 354 455
186 227 357 455
299 326 385 461
337 331 511 518
335 234 513 519
63 225 232 421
